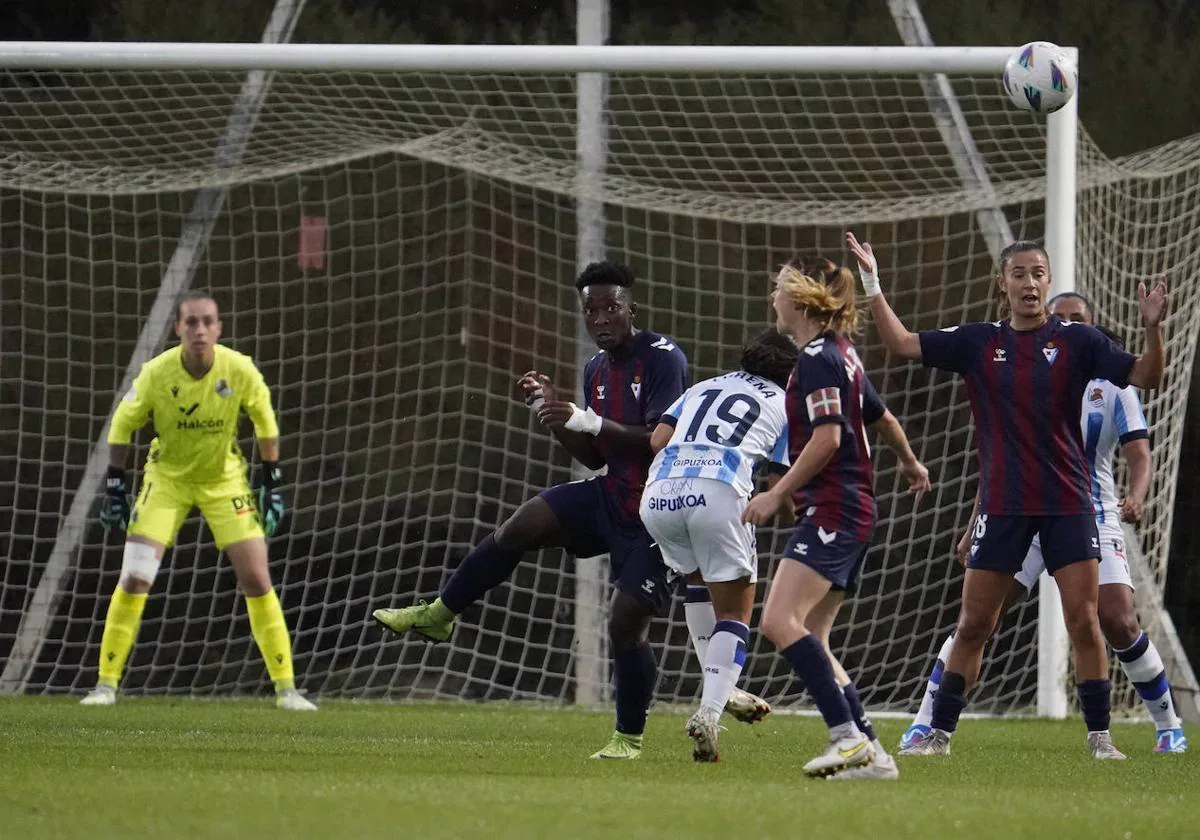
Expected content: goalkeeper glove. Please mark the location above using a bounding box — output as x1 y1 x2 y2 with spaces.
256 461 285 538
99 466 131 532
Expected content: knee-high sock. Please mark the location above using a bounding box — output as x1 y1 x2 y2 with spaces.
440 534 525 615
97 586 148 688
684 586 716 669
700 620 749 716
912 632 955 728
779 636 854 733
1115 632 1181 730
246 589 295 691
613 643 657 736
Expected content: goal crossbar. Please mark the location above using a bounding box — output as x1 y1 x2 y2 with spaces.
0 42 1025 74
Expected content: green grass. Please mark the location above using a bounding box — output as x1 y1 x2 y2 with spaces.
0 698 1197 840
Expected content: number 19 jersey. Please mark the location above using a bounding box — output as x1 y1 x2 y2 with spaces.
647 371 790 499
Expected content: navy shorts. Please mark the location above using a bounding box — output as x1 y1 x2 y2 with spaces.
781 522 869 592
968 514 1100 575
540 477 678 614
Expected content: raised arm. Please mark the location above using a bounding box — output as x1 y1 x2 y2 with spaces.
846 232 923 361
1127 278 1167 389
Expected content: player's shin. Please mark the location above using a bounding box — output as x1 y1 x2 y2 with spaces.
439 534 525 614
684 585 715 666
96 585 148 688
1115 632 1183 732
779 636 857 737
700 620 749 717
246 589 295 692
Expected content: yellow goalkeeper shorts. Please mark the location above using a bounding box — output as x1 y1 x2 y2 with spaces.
128 467 264 550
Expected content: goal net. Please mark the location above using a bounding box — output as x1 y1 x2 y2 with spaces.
3 53 1199 715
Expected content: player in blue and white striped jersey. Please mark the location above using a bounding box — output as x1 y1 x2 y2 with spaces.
640 328 797 762
901 292 1186 756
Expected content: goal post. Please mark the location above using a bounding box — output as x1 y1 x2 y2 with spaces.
1 41 1197 719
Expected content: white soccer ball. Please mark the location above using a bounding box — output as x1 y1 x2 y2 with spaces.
1002 41 1078 114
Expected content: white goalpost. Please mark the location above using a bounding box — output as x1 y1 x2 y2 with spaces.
2 39 1198 719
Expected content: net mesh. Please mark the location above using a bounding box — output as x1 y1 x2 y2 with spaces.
2 67 1198 713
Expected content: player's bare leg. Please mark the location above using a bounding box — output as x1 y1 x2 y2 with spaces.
374 496 569 642
761 562 871 777
680 573 770 727
1052 559 1125 759
226 537 315 711
81 536 164 706
685 575 755 762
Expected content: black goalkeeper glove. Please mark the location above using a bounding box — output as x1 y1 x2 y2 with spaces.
256 461 285 538
99 466 131 532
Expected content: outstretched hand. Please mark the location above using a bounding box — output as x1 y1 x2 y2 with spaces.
845 231 877 274
845 231 881 297
1138 277 1168 328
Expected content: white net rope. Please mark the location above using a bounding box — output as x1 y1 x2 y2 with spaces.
2 69 1198 713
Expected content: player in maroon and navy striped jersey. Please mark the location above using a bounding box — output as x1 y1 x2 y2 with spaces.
742 256 930 780
374 261 769 759
854 231 1168 759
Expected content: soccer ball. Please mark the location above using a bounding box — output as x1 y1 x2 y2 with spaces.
1002 41 1077 114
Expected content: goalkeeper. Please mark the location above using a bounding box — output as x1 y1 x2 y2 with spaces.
80 291 316 711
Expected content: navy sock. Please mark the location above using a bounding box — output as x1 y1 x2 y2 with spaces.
613 642 657 735
779 636 852 729
1077 678 1112 733
440 534 524 614
930 671 968 733
843 682 876 742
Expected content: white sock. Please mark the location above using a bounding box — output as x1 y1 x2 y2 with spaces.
700 621 750 717
912 633 955 728
684 587 715 670
1116 632 1181 731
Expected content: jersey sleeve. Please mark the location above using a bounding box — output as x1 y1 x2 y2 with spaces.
643 340 689 426
1084 325 1136 388
240 357 280 439
797 350 847 429
108 364 154 444
861 375 887 425
659 391 689 428
767 420 790 473
918 325 970 373
1114 385 1149 445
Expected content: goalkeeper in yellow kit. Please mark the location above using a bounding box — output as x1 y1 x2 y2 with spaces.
80 291 316 711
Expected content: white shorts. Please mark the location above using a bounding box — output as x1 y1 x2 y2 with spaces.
639 477 757 583
1015 524 1133 591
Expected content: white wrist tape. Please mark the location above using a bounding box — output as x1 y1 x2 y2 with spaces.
564 403 603 435
858 268 882 298
528 389 545 411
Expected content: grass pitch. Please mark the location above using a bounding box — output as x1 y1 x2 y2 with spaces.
0 697 1196 839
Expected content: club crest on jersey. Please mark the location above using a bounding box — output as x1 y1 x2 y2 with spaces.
631 374 642 400
215 379 233 398
1089 387 1104 406
992 348 1007 362
1042 343 1059 365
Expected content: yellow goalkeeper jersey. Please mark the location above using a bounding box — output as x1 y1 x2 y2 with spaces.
109 344 280 484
